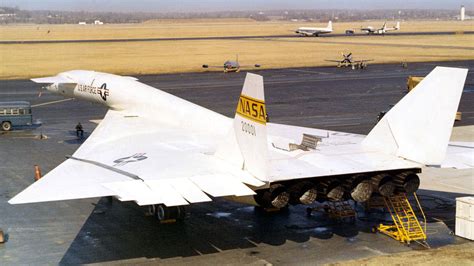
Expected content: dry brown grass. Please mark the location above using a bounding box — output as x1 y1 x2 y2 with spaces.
326 242 474 266
0 20 473 79
0 20 472 41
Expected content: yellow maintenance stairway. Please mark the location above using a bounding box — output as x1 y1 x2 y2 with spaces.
375 193 428 246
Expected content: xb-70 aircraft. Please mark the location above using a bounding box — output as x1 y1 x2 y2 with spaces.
9 67 472 221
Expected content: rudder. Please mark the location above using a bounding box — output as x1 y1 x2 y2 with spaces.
233 73 269 180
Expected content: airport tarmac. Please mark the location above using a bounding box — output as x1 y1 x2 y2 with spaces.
1 30 473 44
0 61 473 265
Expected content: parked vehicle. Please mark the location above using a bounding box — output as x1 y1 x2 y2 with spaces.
0 101 33 131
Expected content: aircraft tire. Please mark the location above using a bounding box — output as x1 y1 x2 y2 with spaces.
156 205 186 221
1 121 11 131
371 226 377 233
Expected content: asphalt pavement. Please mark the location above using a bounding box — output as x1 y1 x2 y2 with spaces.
0 61 473 265
1 31 473 44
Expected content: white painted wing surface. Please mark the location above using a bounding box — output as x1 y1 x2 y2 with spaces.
266 123 473 182
265 123 421 182
9 109 264 206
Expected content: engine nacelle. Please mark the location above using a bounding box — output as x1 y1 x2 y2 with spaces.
371 174 396 197
288 181 318 205
318 180 344 201
347 175 373 202
254 184 290 209
395 172 420 193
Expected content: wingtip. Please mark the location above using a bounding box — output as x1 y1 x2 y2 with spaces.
8 191 31 204
8 197 22 205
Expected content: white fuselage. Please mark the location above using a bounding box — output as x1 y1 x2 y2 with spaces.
295 21 332 36
295 27 332 36
46 70 231 135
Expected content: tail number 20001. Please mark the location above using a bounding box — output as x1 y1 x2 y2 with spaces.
241 121 256 136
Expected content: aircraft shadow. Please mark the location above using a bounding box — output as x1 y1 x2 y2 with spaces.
63 130 90 144
59 189 470 264
60 198 364 264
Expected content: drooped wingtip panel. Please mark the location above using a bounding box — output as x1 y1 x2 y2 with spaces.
363 66 468 165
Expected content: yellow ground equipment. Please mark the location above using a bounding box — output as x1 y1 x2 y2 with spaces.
375 193 428 246
407 76 462 120
406 76 424 92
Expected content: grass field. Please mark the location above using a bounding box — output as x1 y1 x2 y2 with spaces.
1 19 473 41
0 19 473 79
328 242 474 266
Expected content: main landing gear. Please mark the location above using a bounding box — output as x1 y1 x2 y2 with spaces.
148 204 186 223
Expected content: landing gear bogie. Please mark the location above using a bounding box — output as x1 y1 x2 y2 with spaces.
149 204 186 223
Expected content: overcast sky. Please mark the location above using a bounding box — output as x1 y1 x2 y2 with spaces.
3 0 470 12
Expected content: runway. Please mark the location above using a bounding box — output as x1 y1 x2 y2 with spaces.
254 37 474 51
138 60 474 133
1 30 473 44
0 61 473 264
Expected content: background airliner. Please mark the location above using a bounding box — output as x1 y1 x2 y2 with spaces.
295 21 333 36
361 21 400 35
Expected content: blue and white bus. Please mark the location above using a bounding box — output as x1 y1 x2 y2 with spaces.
0 101 33 131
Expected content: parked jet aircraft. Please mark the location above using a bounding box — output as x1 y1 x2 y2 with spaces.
203 55 260 73
361 21 400 35
9 67 471 222
295 21 332 36
325 52 374 69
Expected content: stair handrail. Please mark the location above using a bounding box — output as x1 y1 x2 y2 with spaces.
413 192 427 235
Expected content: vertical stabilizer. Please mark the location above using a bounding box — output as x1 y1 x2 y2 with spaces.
232 73 268 180
362 67 468 165
327 21 333 31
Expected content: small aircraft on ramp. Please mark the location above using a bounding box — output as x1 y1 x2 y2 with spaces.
295 21 333 37
203 55 260 73
9 67 472 222
325 52 374 69
361 21 400 35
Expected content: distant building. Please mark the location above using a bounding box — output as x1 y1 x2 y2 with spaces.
455 5 472 20
78 22 86 25
94 20 103 25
